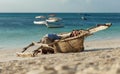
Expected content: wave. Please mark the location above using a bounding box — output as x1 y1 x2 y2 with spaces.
11 22 24 26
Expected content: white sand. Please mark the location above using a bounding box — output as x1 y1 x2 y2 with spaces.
0 39 120 74
85 39 120 49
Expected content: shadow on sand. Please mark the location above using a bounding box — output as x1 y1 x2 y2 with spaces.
84 47 120 52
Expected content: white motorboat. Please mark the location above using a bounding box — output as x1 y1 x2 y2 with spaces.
45 18 64 28
33 21 47 25
34 16 46 25
35 16 46 19
45 23 64 28
81 16 87 20
46 17 62 22
49 14 56 17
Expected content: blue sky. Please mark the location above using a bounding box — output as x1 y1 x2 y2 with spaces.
0 0 119 13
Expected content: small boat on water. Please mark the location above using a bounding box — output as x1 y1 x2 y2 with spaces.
45 19 64 28
81 16 87 20
46 17 62 22
33 21 47 25
45 23 64 28
34 16 46 25
35 16 46 19
49 14 56 17
45 16 64 28
34 15 63 28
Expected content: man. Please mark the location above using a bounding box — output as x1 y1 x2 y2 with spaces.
22 32 71 53
20 30 89 56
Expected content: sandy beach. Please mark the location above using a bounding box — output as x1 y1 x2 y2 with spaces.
0 39 120 74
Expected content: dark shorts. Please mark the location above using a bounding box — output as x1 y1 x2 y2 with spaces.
40 37 53 44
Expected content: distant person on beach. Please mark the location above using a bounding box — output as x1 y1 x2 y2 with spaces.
22 30 81 53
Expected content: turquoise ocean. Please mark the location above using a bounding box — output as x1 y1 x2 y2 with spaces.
0 13 120 49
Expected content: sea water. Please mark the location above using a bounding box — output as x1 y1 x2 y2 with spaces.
0 13 120 49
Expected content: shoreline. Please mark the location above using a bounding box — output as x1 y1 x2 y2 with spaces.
1 38 120 50
0 38 119 62
85 38 120 50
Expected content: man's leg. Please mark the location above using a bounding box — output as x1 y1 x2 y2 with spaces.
33 47 42 57
22 37 53 53
22 41 39 53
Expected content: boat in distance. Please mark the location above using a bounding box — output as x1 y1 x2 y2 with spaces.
46 17 62 22
34 16 46 25
33 21 47 25
35 16 46 19
45 23 64 28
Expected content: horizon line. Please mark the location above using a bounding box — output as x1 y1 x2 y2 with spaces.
0 12 120 13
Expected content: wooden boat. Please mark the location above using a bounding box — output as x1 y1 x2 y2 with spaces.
52 23 112 53
18 23 112 57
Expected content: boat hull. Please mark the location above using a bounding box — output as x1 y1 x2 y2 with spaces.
46 24 64 28
46 17 62 22
33 21 47 25
46 19 58 22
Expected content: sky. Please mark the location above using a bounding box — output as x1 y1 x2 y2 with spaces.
0 0 120 13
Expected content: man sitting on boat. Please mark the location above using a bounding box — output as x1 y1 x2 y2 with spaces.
20 23 111 57
22 30 82 53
